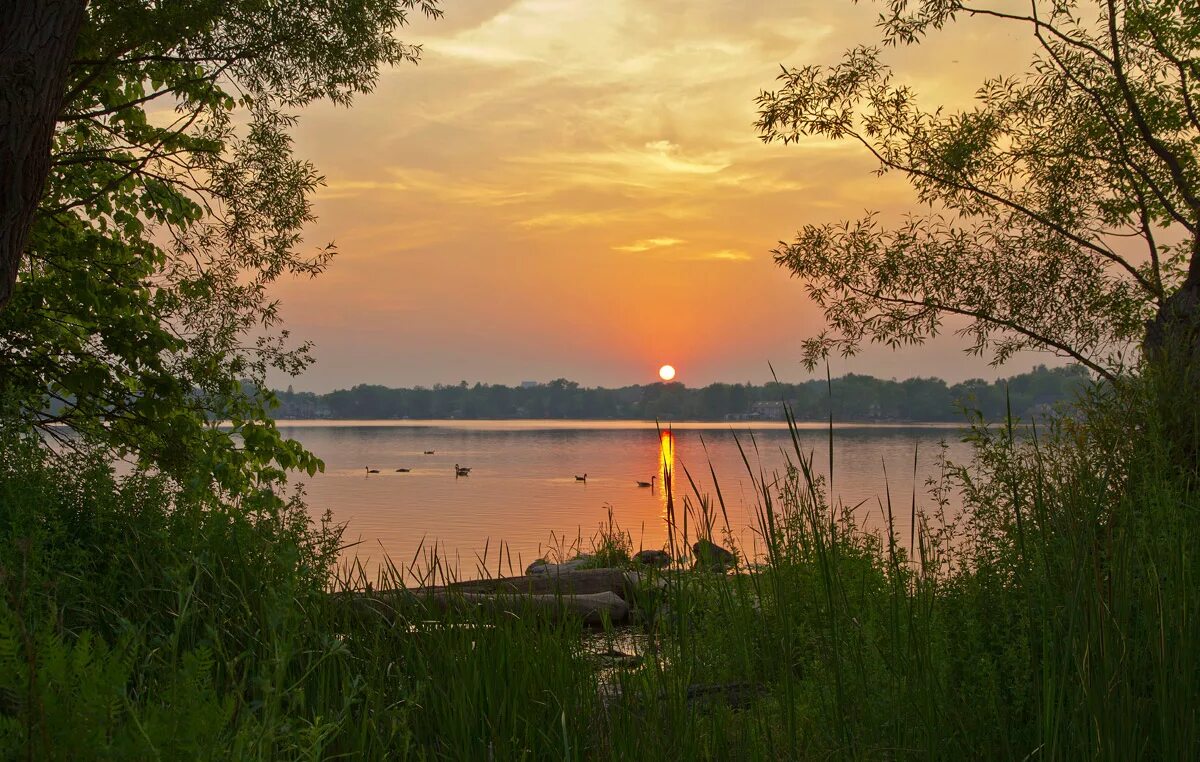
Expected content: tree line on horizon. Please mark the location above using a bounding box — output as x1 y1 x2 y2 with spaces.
272 364 1090 422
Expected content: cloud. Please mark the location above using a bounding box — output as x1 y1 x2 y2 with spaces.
283 0 1048 389
699 249 753 262
612 237 685 252
517 209 631 229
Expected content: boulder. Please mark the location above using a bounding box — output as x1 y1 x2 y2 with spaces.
692 539 735 571
526 554 594 575
632 549 672 568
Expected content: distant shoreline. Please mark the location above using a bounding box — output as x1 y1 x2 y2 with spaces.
269 365 1088 424
270 418 973 429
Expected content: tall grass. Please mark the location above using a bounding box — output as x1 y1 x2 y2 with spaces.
1 369 1196 758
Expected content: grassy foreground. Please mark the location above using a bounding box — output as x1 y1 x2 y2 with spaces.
1 376 1197 759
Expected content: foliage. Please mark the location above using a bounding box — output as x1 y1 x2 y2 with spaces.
275 364 1092 421
756 0 1200 379
3 368 1198 758
0 0 442 494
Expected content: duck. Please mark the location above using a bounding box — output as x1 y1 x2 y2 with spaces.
454 463 471 476
365 466 380 474
395 468 411 473
423 450 435 455
575 473 587 482
635 476 657 488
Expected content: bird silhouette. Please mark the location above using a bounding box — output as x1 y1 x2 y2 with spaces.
365 466 380 474
575 473 587 482
635 476 657 488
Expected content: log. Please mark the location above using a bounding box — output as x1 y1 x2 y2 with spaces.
336 568 665 626
342 584 633 626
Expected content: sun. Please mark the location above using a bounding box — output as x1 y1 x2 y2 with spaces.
658 364 676 381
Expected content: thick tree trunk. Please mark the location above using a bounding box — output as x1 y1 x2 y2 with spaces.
1144 245 1200 473
0 0 88 311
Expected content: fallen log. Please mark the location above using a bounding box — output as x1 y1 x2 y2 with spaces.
444 567 640 599
333 567 673 627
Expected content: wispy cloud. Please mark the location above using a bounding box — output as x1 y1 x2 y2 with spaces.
613 237 685 252
698 249 753 262
282 0 1047 388
517 209 631 229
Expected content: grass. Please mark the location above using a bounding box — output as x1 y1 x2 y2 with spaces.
1 370 1197 759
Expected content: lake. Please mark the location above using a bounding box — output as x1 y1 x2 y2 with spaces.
277 420 975 582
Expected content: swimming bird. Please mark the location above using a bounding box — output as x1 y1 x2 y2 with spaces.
575 473 587 482
423 450 435 455
395 468 411 472
635 476 657 488
455 463 471 476
365 466 380 474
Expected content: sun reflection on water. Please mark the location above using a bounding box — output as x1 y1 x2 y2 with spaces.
657 429 675 508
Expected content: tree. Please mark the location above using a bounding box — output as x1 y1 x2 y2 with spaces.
756 0 1200 387
1 1 89 310
0 0 442 493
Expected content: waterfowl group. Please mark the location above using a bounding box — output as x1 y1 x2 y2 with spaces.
368 462 658 488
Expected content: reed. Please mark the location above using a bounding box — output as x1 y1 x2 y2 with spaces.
1 366 1196 758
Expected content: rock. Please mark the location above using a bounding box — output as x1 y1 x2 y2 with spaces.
526 554 594 575
525 558 548 574
632 549 672 568
692 539 735 571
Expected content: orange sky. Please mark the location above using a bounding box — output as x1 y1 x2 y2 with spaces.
269 0 1059 392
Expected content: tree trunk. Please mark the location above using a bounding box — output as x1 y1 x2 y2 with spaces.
0 0 88 311
1144 245 1200 473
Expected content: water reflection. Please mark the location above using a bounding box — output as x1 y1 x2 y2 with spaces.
657 430 674 497
276 421 971 581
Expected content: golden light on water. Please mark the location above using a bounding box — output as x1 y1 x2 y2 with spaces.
658 364 676 381
659 430 675 471
658 429 675 497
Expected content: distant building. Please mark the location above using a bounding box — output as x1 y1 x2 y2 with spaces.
750 401 787 421
520 380 538 389
725 400 793 422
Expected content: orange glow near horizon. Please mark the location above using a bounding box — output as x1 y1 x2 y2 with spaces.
264 3 1048 391
658 364 676 381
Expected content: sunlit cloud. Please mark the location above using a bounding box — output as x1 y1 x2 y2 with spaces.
279 0 1048 390
696 249 753 262
516 209 632 229
613 237 686 252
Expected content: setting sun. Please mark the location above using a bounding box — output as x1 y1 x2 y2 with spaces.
658 364 676 381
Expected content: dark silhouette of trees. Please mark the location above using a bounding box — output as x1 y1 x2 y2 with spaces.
274 365 1091 423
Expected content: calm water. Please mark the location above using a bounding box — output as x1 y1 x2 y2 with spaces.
277 420 974 581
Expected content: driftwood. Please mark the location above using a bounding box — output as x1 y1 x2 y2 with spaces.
444 568 640 598
341 568 647 626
